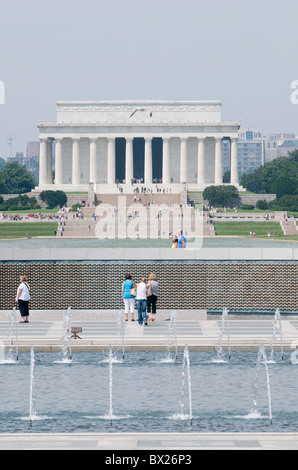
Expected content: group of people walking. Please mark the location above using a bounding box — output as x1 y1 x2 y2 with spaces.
14 272 158 327
122 273 159 326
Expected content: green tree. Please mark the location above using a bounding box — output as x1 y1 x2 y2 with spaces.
0 158 6 170
0 174 7 194
270 176 297 199
40 190 67 209
223 170 231 183
241 150 298 196
0 162 36 194
203 185 240 207
269 195 298 212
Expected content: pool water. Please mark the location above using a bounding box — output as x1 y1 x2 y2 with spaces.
0 351 297 434
0 237 297 249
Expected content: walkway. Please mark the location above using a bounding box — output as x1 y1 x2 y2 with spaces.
1 432 298 450
1 315 298 351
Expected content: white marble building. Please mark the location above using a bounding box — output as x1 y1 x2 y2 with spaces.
36 100 241 193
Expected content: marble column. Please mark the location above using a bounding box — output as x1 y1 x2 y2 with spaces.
72 138 81 185
230 138 239 186
162 138 170 185
125 137 134 184
197 138 205 185
180 138 188 183
215 138 223 185
55 139 63 185
89 138 98 184
107 137 116 184
39 139 48 186
144 137 153 185
47 140 53 184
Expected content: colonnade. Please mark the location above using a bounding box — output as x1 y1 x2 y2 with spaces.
39 135 239 187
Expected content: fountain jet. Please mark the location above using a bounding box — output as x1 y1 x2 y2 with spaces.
108 346 113 427
269 308 284 362
7 307 19 362
61 307 72 362
216 308 231 361
252 344 273 426
117 310 125 360
29 345 37 427
179 344 193 427
165 310 178 361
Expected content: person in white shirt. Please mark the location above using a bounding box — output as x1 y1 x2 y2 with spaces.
16 275 31 323
135 278 149 326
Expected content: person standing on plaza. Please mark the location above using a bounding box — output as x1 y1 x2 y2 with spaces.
135 278 149 326
178 230 186 248
15 275 31 323
147 273 159 322
122 274 136 322
172 236 178 248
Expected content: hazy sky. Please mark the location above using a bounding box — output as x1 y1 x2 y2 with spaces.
0 0 297 158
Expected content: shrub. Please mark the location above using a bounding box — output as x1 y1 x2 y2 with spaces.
40 190 67 209
0 194 40 211
256 200 269 210
240 204 255 211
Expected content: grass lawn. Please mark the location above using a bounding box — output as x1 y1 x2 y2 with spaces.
0 223 58 239
236 208 272 214
214 221 284 237
65 192 88 195
1 208 60 214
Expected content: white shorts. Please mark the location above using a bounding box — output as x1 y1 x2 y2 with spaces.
124 298 135 314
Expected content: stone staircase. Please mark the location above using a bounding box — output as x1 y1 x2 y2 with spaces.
59 217 96 237
281 218 298 236
61 191 216 239
95 193 183 207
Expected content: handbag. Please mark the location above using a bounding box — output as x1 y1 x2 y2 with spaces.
130 287 137 297
147 281 152 297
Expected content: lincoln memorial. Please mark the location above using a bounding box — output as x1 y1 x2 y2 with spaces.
36 100 242 194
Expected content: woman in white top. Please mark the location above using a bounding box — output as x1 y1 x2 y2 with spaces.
135 278 149 326
16 275 31 323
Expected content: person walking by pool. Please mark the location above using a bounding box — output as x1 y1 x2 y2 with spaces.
136 278 149 326
122 274 136 322
147 274 159 322
178 230 186 248
15 275 31 323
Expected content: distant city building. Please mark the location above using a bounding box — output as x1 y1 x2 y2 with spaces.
7 152 25 164
266 134 296 162
223 128 265 177
7 149 40 182
26 141 40 159
277 140 298 157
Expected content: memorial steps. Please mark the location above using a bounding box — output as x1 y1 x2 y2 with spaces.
281 219 298 236
60 215 212 239
95 193 183 206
